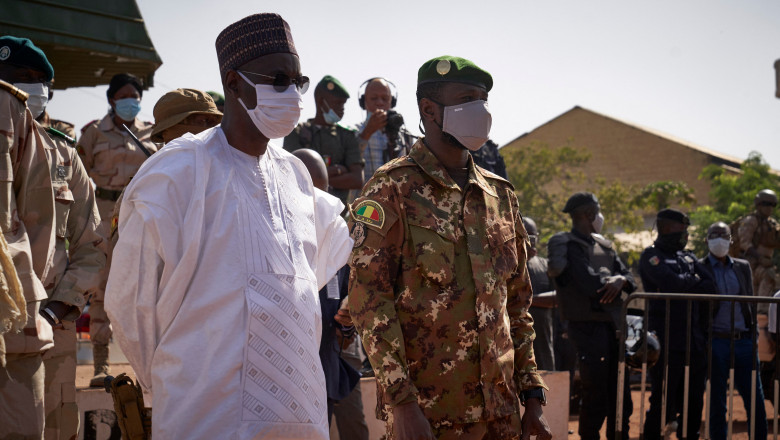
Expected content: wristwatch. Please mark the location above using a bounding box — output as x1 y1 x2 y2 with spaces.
40 307 61 326
519 387 546 406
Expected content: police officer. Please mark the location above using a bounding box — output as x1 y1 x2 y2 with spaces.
348 55 551 440
640 209 715 440
548 191 636 440
737 189 780 313
284 75 364 207
77 72 157 387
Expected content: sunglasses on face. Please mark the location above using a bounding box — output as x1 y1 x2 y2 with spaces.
707 231 731 240
758 201 777 208
238 70 310 94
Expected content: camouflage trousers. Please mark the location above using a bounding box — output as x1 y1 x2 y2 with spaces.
0 351 45 439
42 321 78 440
384 411 522 440
90 198 115 346
754 265 778 314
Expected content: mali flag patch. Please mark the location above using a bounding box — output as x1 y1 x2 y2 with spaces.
353 200 385 228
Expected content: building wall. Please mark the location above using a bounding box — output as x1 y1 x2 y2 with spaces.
502 107 735 206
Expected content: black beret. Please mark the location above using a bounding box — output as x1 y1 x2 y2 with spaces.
656 208 690 225
316 75 349 98
107 73 143 100
0 36 54 82
417 55 493 92
562 192 599 213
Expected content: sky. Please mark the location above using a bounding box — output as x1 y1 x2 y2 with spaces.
46 0 780 170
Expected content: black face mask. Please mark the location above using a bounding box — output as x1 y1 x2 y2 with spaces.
656 231 688 252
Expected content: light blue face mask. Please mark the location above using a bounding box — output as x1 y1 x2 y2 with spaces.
114 98 142 121
322 100 341 125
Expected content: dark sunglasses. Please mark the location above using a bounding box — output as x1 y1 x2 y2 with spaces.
758 201 777 208
528 235 539 246
238 70 310 94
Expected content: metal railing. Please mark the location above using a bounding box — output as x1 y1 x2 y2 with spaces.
616 292 780 440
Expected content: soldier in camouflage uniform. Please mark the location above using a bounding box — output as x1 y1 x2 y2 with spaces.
348 56 551 440
77 72 157 387
284 75 364 208
737 189 780 314
0 36 58 439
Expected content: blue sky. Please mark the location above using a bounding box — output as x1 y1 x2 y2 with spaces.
47 0 780 169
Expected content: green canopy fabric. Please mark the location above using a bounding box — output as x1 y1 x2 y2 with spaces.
0 0 162 89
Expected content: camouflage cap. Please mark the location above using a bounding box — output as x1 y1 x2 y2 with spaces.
151 88 222 142
562 192 598 213
0 36 54 82
215 13 297 76
417 55 492 92
656 208 690 226
315 75 349 98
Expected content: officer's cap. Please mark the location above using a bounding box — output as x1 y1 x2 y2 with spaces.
0 36 54 82
417 55 493 92
656 208 690 226
316 75 349 98
562 192 599 214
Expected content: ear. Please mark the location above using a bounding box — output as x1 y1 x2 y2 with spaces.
419 98 438 123
224 70 242 99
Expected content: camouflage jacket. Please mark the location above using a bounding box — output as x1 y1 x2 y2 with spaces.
737 213 780 265
348 139 546 427
77 113 156 191
40 125 107 319
0 81 56 354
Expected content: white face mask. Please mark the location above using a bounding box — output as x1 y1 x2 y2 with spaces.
15 82 48 119
237 72 302 139
592 212 605 234
441 100 492 151
708 238 731 258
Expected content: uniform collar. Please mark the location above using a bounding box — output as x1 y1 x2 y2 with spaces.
707 253 733 268
305 118 338 136
99 113 143 133
409 139 497 197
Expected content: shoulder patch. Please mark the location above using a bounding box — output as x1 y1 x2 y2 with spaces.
649 256 660 266
0 80 28 103
353 200 385 228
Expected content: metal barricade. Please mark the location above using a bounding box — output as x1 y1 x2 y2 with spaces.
616 292 780 440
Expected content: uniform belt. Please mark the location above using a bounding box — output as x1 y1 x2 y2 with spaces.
712 331 752 340
95 187 122 201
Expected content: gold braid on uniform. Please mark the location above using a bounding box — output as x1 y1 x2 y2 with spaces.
0 233 26 367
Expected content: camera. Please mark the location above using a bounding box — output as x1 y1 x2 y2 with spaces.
385 110 404 140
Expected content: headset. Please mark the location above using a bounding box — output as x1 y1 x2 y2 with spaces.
358 77 398 110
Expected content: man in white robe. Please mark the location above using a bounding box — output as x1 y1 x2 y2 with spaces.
105 13 352 439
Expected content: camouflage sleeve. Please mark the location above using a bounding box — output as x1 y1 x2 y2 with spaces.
738 215 758 253
507 199 547 392
347 173 418 407
48 151 107 319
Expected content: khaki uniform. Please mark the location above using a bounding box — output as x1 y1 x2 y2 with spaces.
76 114 155 347
348 140 545 435
738 213 780 313
40 126 106 440
0 81 57 439
283 120 364 206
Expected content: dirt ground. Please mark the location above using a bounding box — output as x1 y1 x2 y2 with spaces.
567 387 780 439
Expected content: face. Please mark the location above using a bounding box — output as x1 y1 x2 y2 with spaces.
707 224 731 241
363 80 392 112
161 113 222 144
230 52 301 110
421 82 488 149
109 83 141 110
757 198 777 217
320 93 347 118
0 63 47 84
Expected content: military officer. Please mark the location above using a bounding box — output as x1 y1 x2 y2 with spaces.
284 75 364 207
736 189 780 313
77 72 157 386
639 209 715 440
0 35 58 439
348 55 551 440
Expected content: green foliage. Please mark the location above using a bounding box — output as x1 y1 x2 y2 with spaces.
689 151 780 256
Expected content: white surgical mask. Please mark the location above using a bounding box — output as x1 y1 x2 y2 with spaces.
708 238 731 258
441 100 492 151
592 212 605 234
238 72 302 139
322 101 341 124
15 82 48 119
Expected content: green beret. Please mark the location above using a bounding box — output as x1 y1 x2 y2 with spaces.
316 75 349 98
417 55 492 92
0 36 54 82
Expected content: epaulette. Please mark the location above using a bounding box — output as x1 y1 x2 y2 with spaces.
0 80 28 103
336 122 357 132
80 119 98 134
376 155 415 174
45 127 76 146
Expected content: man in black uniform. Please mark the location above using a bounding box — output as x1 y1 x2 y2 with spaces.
639 209 715 440
548 192 636 440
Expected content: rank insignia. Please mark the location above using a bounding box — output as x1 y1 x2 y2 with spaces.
57 166 67 178
327 82 335 90
351 222 366 248
436 59 451 76
353 200 385 228
649 256 660 266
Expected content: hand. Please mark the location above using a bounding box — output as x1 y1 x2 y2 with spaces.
521 399 552 440
360 110 387 139
392 401 434 440
598 275 625 303
333 308 353 328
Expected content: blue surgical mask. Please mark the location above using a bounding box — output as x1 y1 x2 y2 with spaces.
114 98 142 121
322 101 341 124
